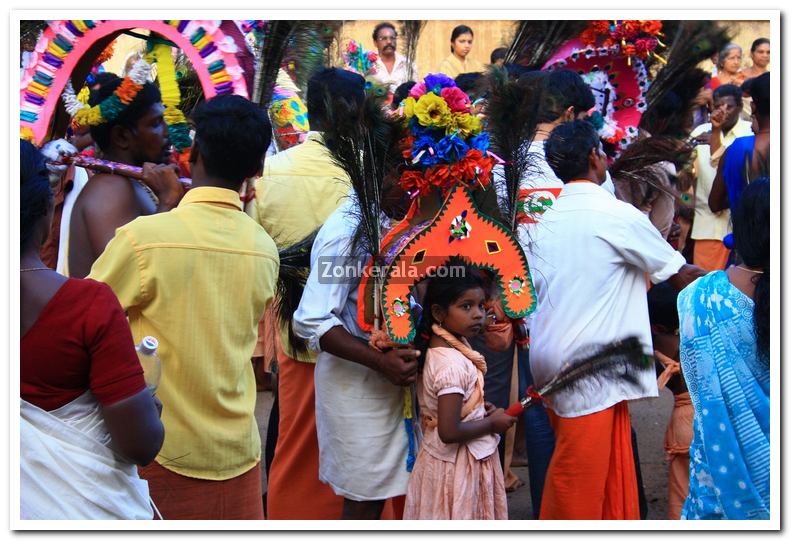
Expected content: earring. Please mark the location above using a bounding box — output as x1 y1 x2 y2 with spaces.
438 320 444 328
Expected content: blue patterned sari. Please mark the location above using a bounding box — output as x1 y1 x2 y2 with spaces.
678 271 770 520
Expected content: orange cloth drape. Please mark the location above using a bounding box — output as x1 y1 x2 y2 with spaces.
664 392 693 520
539 401 639 520
693 239 731 272
266 335 344 519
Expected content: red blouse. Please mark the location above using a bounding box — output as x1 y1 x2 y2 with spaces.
21 278 146 411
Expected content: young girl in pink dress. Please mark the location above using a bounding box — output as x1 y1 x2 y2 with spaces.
404 269 516 519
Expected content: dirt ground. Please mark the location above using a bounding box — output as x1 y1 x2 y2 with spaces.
254 385 675 521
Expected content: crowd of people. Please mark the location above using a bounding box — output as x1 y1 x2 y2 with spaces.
19 21 772 522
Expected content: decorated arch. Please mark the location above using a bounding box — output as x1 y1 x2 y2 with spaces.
20 19 249 144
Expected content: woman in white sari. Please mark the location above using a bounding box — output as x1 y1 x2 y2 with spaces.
20 140 164 520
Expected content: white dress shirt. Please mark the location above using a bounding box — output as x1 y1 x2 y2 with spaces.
689 119 753 241
524 181 685 418
370 52 416 93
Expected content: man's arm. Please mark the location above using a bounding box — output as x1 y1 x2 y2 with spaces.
69 174 142 278
708 147 730 213
668 264 707 291
319 326 419 386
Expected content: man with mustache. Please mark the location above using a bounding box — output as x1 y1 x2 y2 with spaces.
369 22 418 95
66 73 185 278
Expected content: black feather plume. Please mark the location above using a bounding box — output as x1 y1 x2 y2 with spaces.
399 20 425 82
319 89 401 329
609 136 695 203
484 67 548 231
286 21 343 95
504 20 588 69
276 230 318 357
508 336 651 415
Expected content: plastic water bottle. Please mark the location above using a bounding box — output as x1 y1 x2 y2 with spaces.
136 336 161 393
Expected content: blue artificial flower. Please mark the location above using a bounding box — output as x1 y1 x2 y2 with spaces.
411 135 439 166
586 111 605 130
469 132 490 152
409 117 443 139
423 73 456 94
435 134 470 163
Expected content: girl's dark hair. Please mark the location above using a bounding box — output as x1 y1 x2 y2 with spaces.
450 25 473 53
751 37 769 53
732 177 769 358
414 260 486 365
20 139 52 252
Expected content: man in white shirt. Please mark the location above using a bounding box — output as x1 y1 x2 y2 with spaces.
369 22 418 94
525 120 704 519
689 84 753 271
515 69 615 232
292 185 420 520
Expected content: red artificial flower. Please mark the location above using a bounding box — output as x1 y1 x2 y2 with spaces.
400 170 430 197
399 136 415 160
580 28 599 45
622 44 637 58
603 38 616 48
634 38 657 58
620 20 640 41
591 20 610 34
426 164 453 189
640 20 663 36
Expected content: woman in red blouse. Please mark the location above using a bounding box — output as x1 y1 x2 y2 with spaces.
19 139 164 519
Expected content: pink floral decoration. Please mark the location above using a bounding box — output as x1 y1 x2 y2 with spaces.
408 81 426 98
440 86 471 113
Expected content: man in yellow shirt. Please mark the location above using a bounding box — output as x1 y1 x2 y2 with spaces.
89 94 279 519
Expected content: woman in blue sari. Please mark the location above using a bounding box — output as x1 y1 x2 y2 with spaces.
678 178 770 520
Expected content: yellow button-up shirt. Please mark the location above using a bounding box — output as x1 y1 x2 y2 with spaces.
89 187 279 480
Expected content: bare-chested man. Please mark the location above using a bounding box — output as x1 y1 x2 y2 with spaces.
67 74 185 278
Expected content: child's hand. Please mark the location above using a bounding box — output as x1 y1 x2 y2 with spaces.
484 401 497 416
488 408 517 434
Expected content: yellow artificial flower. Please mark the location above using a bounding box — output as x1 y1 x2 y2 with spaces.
414 93 452 129
74 106 104 127
402 97 417 120
164 106 187 125
20 126 35 142
446 112 482 137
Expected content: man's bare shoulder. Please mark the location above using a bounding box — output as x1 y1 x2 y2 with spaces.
75 173 137 211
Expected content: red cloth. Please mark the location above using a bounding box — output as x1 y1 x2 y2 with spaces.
21 278 145 411
140 460 264 520
539 401 640 520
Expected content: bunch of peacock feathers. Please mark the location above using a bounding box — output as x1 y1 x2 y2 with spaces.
275 230 319 356
284 20 343 95
252 20 301 109
321 89 402 259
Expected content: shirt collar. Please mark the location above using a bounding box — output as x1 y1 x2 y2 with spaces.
561 180 608 194
178 186 243 211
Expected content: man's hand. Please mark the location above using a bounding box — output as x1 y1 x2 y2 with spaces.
668 263 707 291
710 107 726 131
375 348 420 386
667 222 682 246
691 132 712 146
142 162 185 211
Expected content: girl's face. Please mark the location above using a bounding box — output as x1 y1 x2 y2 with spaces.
722 48 742 75
452 33 474 59
752 43 770 68
433 287 486 338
